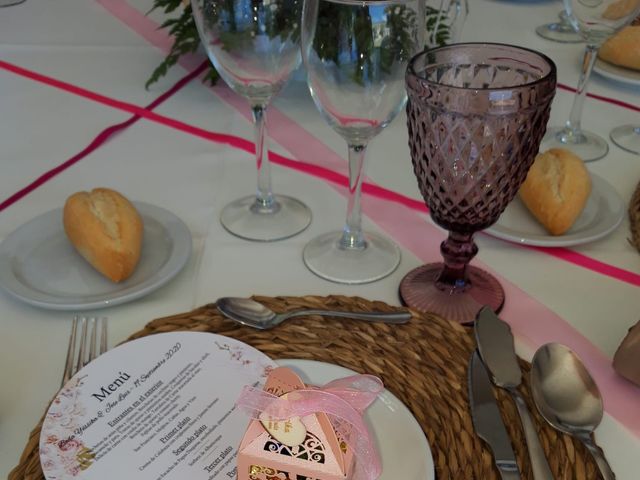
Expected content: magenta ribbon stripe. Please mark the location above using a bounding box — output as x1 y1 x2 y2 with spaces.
2 60 640 440
1 57 639 290
1 0 639 436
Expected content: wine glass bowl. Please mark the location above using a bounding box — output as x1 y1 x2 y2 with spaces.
401 43 557 324
301 0 425 284
191 0 311 241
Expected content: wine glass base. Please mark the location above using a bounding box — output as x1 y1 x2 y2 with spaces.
399 263 505 325
535 23 583 43
541 126 609 162
303 230 400 284
610 125 640 155
220 194 311 242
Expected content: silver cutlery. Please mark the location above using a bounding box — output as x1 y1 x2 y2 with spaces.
531 343 616 480
468 349 521 479
216 297 411 330
475 307 553 480
61 316 108 387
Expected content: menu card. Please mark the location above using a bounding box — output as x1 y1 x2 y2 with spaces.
40 332 276 479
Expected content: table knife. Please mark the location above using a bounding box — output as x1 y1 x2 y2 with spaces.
469 350 521 480
475 307 553 480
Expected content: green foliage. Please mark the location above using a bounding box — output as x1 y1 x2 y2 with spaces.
146 0 450 88
146 0 220 88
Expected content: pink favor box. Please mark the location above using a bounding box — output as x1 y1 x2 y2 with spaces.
237 367 354 480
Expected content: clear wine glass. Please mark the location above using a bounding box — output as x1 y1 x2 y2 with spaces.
611 125 640 155
191 0 311 241
536 9 583 43
301 0 425 284
541 0 640 162
401 43 557 324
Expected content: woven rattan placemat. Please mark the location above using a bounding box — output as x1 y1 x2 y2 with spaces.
10 295 600 479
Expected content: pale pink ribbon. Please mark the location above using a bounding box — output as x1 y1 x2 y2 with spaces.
236 375 384 480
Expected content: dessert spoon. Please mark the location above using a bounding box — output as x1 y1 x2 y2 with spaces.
531 343 615 479
216 297 411 330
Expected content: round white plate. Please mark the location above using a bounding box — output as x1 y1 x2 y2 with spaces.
0 202 192 310
278 359 434 480
39 332 432 480
594 58 640 87
486 174 624 247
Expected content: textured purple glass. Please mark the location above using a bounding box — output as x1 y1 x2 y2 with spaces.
400 43 556 324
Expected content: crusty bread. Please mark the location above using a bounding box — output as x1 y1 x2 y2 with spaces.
63 188 143 282
599 26 640 71
519 149 591 236
602 0 640 20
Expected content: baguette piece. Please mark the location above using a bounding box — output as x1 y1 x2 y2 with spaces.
599 26 640 71
519 148 591 236
63 188 143 282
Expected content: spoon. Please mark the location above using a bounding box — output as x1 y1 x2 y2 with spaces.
216 297 411 330
531 343 615 480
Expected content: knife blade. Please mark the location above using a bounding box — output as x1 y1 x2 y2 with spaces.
468 349 521 480
475 306 553 480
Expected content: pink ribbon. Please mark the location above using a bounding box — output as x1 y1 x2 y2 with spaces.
236 375 384 480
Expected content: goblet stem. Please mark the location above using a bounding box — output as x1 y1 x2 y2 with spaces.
565 44 598 138
339 143 368 250
251 104 278 214
437 231 478 291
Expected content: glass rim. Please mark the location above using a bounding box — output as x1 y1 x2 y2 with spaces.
407 42 557 92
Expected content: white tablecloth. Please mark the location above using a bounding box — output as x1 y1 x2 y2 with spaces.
1 0 639 477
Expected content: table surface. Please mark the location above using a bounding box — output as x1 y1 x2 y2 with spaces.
1 0 639 477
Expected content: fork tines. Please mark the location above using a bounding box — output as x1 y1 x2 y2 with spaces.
61 316 108 387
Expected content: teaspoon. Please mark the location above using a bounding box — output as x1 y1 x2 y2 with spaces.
216 297 411 330
531 343 615 480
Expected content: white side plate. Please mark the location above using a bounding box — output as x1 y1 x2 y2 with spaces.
486 174 624 247
594 58 640 87
0 202 192 310
279 359 435 480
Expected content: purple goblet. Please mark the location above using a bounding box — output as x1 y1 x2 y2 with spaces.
401 43 557 324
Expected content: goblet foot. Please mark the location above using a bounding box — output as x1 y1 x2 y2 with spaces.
220 195 311 242
542 126 609 162
303 230 400 284
535 22 583 43
399 263 504 325
610 125 640 155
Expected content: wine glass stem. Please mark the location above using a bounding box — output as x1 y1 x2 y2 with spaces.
339 143 368 250
437 231 478 290
251 104 278 213
565 44 598 135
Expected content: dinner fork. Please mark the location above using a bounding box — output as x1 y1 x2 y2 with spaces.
61 316 108 387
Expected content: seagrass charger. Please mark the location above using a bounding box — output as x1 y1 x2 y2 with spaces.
10 295 600 479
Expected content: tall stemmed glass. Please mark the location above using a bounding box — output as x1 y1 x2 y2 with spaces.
300 0 425 284
401 43 557 324
191 0 311 241
541 0 640 162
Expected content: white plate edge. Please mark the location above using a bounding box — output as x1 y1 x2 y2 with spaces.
0 202 192 310
485 174 624 247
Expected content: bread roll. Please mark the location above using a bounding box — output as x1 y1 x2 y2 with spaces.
599 26 640 71
519 149 591 236
602 0 639 20
63 188 143 282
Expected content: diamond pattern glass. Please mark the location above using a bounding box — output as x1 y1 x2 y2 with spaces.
400 43 557 324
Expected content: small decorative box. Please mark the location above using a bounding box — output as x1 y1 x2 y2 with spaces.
236 367 381 480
